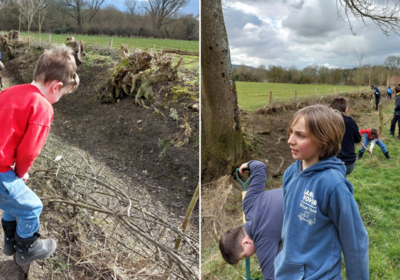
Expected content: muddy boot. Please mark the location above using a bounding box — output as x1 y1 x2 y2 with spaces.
384 152 392 161
1 219 17 256
15 232 56 265
356 150 364 160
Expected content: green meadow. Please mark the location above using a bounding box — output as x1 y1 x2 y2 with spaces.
236 81 370 111
202 99 400 279
19 32 199 53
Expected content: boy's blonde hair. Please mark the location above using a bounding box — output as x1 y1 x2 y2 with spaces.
33 45 77 91
219 225 246 265
287 104 345 159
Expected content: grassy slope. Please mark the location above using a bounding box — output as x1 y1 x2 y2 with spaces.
202 99 400 280
19 32 199 52
236 81 371 111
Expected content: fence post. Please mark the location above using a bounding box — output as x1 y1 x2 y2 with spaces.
379 103 383 135
315 87 317 95
109 38 113 49
269 91 272 104
295 89 297 101
48 34 51 45
334 87 337 94
329 88 330 95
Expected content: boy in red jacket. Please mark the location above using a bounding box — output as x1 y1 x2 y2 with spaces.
0 45 79 265
357 128 391 160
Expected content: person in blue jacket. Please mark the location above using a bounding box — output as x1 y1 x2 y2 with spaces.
274 104 368 280
371 85 381 110
387 86 392 100
219 160 283 280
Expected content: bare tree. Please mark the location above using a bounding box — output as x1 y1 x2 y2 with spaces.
125 0 137 20
145 0 188 30
16 0 39 45
35 0 52 45
87 0 105 22
384 55 400 86
64 0 86 28
337 0 400 37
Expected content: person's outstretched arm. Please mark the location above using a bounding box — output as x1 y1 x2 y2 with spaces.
242 160 267 215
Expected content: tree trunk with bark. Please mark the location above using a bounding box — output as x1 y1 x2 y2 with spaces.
201 0 244 183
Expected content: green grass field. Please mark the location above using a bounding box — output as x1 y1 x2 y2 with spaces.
202 102 400 279
18 32 199 52
236 81 371 111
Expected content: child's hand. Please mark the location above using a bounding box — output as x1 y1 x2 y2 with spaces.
239 162 250 174
22 173 29 182
368 150 372 155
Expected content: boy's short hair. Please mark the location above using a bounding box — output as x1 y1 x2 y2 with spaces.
395 86 400 93
287 104 345 159
33 45 77 91
371 85 374 89
330 97 347 113
219 225 246 265
370 128 379 139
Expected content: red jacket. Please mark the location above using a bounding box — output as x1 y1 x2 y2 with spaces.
359 128 379 139
0 84 53 177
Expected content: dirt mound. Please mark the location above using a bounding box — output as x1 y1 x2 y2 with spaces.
1 43 199 219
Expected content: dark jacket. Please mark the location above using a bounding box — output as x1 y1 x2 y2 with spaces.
243 161 283 280
337 113 362 163
395 93 400 116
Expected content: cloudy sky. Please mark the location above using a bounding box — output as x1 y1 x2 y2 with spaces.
105 0 199 16
223 0 400 70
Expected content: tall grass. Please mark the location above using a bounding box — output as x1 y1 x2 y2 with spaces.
236 81 371 111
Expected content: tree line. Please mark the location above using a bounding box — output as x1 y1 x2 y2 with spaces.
0 0 198 40
233 55 400 86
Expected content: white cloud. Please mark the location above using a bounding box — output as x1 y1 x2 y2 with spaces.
223 0 400 69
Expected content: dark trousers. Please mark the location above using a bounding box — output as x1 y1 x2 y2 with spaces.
375 96 380 110
390 115 400 135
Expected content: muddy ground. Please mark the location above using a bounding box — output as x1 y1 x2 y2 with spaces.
1 46 199 218
0 44 199 279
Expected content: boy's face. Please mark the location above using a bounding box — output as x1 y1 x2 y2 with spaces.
288 116 321 170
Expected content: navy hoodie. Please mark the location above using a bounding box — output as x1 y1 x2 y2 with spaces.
243 160 283 280
274 157 368 280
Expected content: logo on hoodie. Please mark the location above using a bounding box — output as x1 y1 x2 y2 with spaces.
298 190 317 226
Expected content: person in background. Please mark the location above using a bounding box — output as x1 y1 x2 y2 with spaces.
391 86 400 140
330 97 361 176
387 86 392 100
371 85 381 111
357 128 391 160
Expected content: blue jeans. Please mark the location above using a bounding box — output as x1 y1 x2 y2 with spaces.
0 169 42 238
360 135 388 154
